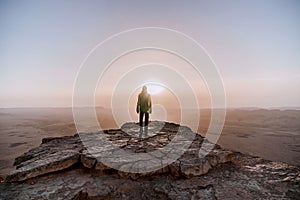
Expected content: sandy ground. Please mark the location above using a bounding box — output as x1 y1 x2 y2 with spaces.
0 108 299 177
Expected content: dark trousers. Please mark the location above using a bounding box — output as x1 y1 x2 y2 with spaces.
139 112 149 127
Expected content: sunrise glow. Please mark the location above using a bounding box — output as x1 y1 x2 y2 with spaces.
145 84 165 95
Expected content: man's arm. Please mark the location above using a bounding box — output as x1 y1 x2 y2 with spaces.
148 94 152 114
136 94 140 113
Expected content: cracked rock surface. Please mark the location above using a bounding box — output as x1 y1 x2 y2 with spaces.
1 121 299 199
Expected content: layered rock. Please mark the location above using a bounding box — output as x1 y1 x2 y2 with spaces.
1 121 299 199
6 121 234 182
6 135 83 182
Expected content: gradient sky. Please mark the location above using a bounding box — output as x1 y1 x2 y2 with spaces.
0 0 299 108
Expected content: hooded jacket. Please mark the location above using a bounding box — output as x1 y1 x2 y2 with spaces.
136 91 152 113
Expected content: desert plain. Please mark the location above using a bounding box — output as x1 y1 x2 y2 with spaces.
0 107 299 178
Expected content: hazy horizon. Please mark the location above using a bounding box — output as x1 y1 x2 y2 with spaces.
1 105 300 109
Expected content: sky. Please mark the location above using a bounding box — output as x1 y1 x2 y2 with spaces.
0 0 300 108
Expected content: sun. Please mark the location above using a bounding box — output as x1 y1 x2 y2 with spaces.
146 84 165 95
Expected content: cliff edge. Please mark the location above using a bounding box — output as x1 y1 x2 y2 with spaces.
0 121 299 199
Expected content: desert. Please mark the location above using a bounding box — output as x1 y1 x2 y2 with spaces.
1 107 299 179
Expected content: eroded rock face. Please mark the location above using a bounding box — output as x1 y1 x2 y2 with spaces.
1 121 299 199
6 150 80 182
6 135 83 182
7 121 236 182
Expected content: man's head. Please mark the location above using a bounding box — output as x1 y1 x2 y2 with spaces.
142 86 147 92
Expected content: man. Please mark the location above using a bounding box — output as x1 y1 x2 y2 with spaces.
136 86 152 127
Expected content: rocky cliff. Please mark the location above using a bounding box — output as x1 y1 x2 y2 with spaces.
0 121 299 199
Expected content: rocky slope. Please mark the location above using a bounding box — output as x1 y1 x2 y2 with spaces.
0 121 299 199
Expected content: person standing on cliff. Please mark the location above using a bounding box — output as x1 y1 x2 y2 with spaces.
136 86 152 132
